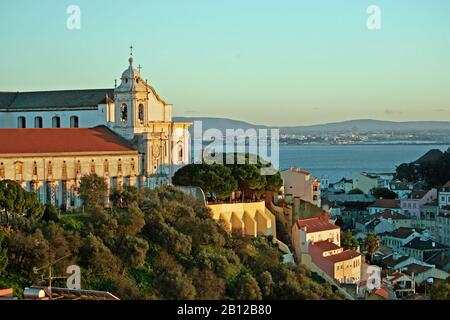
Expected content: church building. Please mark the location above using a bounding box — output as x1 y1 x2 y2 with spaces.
0 51 191 209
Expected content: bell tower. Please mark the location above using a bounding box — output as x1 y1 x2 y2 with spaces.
112 49 149 140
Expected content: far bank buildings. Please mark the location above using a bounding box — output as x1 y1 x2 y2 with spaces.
0 53 191 209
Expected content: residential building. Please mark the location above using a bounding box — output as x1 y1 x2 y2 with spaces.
402 237 449 264
400 189 437 219
363 210 412 235
438 181 450 209
389 180 414 199
380 228 424 252
292 213 361 284
403 264 450 286
384 272 416 298
281 167 321 207
438 214 450 246
381 253 433 271
332 178 353 193
368 199 401 215
353 172 395 195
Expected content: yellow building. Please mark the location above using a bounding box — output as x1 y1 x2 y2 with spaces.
292 214 361 284
281 167 321 207
0 127 139 208
0 53 191 208
207 201 276 238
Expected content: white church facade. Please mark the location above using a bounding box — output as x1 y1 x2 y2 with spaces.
0 53 191 209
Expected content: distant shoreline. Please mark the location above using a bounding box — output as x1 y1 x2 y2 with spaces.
280 142 450 146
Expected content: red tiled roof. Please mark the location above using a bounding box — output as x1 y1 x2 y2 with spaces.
296 215 339 233
310 240 341 252
371 209 408 220
0 126 137 156
325 250 360 263
369 199 400 209
404 263 431 276
373 288 389 299
383 227 417 239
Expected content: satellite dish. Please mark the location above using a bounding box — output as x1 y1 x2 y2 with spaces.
427 278 434 285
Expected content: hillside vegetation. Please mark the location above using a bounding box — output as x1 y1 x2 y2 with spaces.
0 179 343 300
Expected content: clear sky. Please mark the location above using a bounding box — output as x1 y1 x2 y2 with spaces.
1 0 450 126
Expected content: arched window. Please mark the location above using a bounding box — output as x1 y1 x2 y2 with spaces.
17 117 26 128
104 159 109 174
138 104 145 124
117 159 122 176
48 161 53 176
90 160 96 174
178 144 183 163
32 161 38 176
62 161 67 180
70 116 79 128
130 158 135 172
34 117 43 128
14 161 23 181
120 104 128 122
0 162 5 179
52 116 61 128
75 160 81 175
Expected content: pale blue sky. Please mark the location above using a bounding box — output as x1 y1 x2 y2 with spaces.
1 0 450 125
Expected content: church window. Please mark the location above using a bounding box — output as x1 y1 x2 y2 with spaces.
48 161 53 176
0 163 5 179
76 160 81 175
138 104 144 123
130 158 135 172
34 117 43 128
62 161 67 180
120 104 128 122
52 116 61 128
18 117 26 128
178 144 183 162
32 161 38 176
104 159 109 173
117 159 123 175
70 116 79 128
90 160 96 174
14 161 23 180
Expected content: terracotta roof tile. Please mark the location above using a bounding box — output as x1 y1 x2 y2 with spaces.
296 215 339 233
0 126 137 155
369 199 400 209
325 250 360 263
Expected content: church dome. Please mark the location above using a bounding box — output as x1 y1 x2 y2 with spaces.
121 56 141 81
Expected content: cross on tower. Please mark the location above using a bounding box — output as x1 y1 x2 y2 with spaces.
138 64 142 72
129 45 134 56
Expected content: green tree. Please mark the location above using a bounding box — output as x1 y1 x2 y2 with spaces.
42 204 60 222
364 232 379 263
79 174 106 209
0 180 44 222
371 188 397 199
341 231 359 251
257 271 273 298
110 186 142 209
0 229 8 276
429 278 450 300
233 273 263 300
